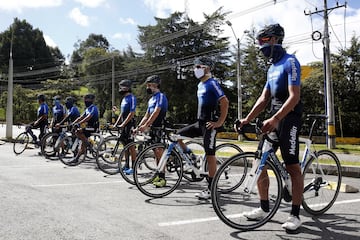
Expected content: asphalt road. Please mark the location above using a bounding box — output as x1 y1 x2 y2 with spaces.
1 141 360 240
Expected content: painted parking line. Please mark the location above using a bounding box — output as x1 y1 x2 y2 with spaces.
158 198 360 227
31 180 125 187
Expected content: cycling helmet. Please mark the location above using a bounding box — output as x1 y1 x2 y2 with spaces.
119 79 132 91
37 94 46 102
84 93 95 101
194 57 215 70
53 95 61 101
257 23 284 44
65 96 74 104
145 75 161 85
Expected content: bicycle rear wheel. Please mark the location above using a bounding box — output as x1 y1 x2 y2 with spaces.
213 143 244 192
211 152 282 230
41 132 59 159
133 143 183 198
118 141 146 185
96 136 124 175
58 136 86 166
302 149 342 215
13 132 30 155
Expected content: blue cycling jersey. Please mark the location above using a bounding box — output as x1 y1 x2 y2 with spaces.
52 104 66 124
67 106 80 122
120 94 137 121
147 91 168 127
197 77 225 121
38 103 49 118
81 104 99 128
265 53 302 113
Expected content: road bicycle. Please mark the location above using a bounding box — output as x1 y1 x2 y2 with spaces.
58 125 103 166
211 115 342 230
13 124 49 155
133 128 243 198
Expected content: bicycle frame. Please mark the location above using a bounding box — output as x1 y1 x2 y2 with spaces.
156 134 208 178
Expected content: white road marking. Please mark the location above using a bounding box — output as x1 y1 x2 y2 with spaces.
158 198 360 227
31 180 124 187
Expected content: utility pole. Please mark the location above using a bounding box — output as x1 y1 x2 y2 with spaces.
6 26 14 139
305 0 346 149
111 56 115 123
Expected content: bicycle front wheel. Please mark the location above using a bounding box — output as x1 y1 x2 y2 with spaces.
302 149 342 215
211 152 282 230
133 143 183 198
118 141 146 185
13 132 30 155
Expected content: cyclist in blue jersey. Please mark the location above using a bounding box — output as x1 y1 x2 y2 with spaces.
55 97 80 126
113 79 137 175
69 94 99 163
27 94 49 144
235 23 303 231
177 57 229 200
137 75 168 187
50 96 66 133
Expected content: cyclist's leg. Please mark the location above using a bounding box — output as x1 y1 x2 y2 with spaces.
195 122 216 199
278 112 303 230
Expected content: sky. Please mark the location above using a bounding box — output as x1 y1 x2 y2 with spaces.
0 0 359 65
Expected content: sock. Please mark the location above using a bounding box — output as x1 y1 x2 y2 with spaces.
291 205 300 218
207 177 213 190
261 200 270 212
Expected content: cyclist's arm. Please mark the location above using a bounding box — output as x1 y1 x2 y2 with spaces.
217 96 229 126
34 114 47 126
272 85 300 121
143 107 161 128
119 111 135 128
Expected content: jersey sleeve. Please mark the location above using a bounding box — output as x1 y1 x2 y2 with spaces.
285 56 301 86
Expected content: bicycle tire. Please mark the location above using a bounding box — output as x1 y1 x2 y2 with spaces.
13 132 30 155
302 149 342 215
96 136 124 175
118 140 147 185
133 143 183 198
211 152 282 230
58 136 85 166
40 132 59 159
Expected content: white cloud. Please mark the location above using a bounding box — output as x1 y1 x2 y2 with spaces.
119 17 137 25
44 35 57 48
73 0 107 8
112 33 132 41
68 7 89 27
0 0 62 13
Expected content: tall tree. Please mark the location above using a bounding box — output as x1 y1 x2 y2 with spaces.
0 18 64 87
137 8 233 126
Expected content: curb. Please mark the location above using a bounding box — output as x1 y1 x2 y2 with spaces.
329 181 359 193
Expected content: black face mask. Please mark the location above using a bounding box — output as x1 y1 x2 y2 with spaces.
146 88 153 95
65 102 73 109
84 101 92 107
260 44 285 63
119 90 128 95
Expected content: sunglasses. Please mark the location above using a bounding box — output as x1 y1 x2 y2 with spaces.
195 65 206 69
258 36 272 46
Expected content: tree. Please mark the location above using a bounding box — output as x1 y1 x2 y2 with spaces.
302 35 360 137
137 8 234 126
0 18 64 88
